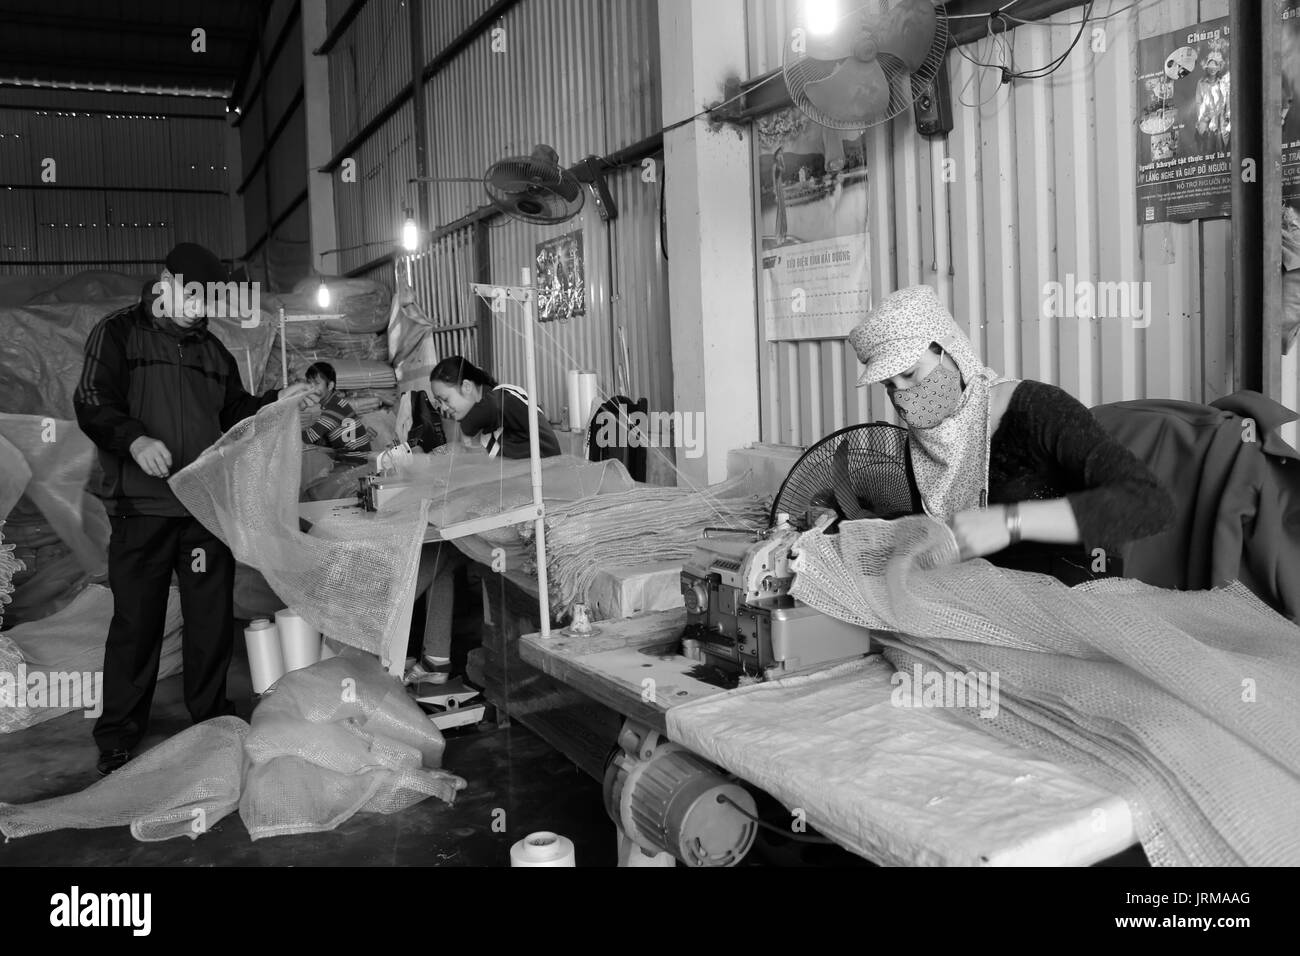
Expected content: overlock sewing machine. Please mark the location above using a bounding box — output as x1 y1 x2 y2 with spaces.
678 513 874 681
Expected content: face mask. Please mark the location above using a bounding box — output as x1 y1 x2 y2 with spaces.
889 362 962 428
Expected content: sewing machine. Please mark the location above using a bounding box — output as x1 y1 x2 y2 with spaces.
356 474 418 512
678 515 874 681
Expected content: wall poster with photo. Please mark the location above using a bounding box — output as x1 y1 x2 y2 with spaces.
535 230 585 323
1135 16 1231 223
757 107 872 342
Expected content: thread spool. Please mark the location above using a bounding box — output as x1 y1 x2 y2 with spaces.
510 831 576 867
566 370 598 431
275 608 322 672
244 618 285 694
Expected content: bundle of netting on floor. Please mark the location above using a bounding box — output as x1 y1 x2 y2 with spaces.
789 515 1300 866
0 716 249 841
169 398 428 657
519 475 770 618
0 652 465 842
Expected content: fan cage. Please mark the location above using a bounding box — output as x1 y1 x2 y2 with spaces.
782 1 950 130
769 422 920 529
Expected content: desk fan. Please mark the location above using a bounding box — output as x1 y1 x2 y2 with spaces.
769 423 920 529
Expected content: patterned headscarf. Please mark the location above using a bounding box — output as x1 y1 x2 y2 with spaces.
849 285 1002 519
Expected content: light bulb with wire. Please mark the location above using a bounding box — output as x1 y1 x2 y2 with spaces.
401 213 419 252
805 0 839 36
316 278 331 309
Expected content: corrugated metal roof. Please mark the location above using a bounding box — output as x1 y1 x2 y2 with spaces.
0 0 264 96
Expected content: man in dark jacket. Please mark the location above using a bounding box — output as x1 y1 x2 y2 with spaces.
74 242 310 775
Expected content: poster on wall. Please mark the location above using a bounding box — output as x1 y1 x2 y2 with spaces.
1134 16 1231 224
534 230 585 323
757 107 871 341
1282 2 1300 266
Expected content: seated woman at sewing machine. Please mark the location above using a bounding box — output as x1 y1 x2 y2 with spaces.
403 355 562 685
847 285 1174 585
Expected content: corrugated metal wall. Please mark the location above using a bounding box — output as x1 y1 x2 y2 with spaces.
239 0 309 291
402 231 482 364
747 0 1240 448
326 0 669 421
329 102 417 276
0 90 231 274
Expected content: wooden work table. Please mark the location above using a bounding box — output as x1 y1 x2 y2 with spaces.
518 608 720 735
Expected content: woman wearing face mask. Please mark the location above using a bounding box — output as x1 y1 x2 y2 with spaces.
848 285 1174 584
402 356 561 685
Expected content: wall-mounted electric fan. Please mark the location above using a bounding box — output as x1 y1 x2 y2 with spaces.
414 143 617 225
784 0 949 129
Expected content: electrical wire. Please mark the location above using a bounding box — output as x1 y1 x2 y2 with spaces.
1003 0 1143 27
951 1 1095 84
1013 1 1093 79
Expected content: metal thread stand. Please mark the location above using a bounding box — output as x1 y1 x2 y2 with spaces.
437 267 551 639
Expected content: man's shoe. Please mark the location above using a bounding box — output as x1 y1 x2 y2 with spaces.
96 749 131 776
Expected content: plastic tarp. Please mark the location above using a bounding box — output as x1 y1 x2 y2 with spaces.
0 298 139 419
0 414 108 628
0 583 183 734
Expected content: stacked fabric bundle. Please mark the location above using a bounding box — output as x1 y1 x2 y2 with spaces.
319 327 389 361
521 475 769 617
333 357 397 390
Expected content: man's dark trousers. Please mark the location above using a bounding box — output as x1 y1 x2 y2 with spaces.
93 514 237 752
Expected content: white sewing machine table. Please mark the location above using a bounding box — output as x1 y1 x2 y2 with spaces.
520 607 1140 868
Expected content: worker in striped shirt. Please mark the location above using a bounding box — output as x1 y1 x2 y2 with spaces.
301 361 372 464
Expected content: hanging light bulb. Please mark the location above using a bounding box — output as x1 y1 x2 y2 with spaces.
805 0 839 37
401 210 419 252
316 277 331 308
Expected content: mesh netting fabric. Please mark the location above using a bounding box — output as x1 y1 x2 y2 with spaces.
0 655 465 842
240 651 465 839
789 515 1300 866
0 716 248 841
168 398 429 657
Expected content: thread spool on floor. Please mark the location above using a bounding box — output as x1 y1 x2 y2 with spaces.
244 618 285 694
509 831 576 867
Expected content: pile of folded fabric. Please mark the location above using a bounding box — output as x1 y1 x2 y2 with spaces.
522 474 769 617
